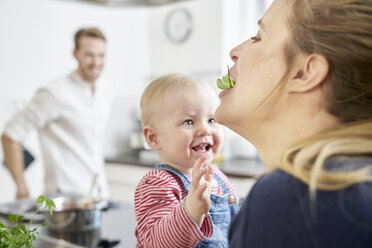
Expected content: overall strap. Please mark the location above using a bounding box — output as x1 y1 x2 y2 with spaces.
154 163 191 191
213 172 231 195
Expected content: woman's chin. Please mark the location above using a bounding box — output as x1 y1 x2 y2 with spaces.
215 104 229 125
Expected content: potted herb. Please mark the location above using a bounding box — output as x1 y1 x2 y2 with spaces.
0 195 55 248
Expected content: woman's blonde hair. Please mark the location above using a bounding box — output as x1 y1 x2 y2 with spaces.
140 73 203 127
279 0 372 190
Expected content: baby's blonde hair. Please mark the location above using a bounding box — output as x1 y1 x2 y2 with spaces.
140 73 204 127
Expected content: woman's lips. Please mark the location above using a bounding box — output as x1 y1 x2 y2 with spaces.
219 88 232 98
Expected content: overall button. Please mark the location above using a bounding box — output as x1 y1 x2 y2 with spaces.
228 194 235 204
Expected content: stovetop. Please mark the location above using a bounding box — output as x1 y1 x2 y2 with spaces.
34 235 85 248
34 234 120 248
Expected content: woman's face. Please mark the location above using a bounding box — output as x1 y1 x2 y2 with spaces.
215 0 293 137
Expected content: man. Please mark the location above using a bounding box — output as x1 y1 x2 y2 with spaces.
1 27 112 199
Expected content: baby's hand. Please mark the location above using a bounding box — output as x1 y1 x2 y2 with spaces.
185 155 214 227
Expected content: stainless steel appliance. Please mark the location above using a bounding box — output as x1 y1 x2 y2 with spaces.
41 195 109 247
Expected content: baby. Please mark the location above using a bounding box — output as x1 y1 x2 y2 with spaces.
135 73 238 248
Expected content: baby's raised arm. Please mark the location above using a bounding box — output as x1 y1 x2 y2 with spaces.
185 155 214 226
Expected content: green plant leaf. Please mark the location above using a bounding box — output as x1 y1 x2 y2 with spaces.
8 214 18 223
216 65 235 90
45 199 56 216
18 224 27 233
36 195 46 205
216 78 230 90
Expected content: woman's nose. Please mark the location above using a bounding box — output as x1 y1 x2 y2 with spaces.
230 42 243 63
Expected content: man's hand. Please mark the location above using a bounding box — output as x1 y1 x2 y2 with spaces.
1 134 29 199
185 155 214 227
16 181 30 199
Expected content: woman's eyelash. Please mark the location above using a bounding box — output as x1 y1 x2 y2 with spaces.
250 36 261 42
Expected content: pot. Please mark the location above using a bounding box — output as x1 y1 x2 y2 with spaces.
44 195 108 233
42 195 108 247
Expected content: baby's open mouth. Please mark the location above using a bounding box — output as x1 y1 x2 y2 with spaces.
192 143 212 153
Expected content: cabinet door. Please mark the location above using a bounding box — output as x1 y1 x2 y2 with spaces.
105 163 151 204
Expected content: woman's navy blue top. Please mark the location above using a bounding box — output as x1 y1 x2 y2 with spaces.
229 157 372 248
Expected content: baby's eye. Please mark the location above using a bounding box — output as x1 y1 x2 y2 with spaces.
183 119 193 125
208 118 216 124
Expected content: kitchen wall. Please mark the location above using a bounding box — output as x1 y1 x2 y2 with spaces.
0 0 151 202
0 0 151 157
0 0 270 203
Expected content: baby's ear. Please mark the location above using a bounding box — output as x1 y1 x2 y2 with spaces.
143 125 160 150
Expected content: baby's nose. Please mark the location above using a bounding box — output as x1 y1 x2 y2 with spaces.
197 124 212 136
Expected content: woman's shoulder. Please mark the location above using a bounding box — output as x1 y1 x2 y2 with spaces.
251 164 372 206
247 169 301 204
244 165 372 243
253 154 372 195
230 170 314 247
243 164 372 223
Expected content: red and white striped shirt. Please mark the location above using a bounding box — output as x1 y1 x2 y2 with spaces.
134 165 237 248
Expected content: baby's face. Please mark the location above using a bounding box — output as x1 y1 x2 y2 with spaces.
154 85 223 174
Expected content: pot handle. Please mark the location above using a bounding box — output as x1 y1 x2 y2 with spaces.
48 212 76 230
96 200 109 211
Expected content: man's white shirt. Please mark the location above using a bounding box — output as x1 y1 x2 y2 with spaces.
4 72 113 198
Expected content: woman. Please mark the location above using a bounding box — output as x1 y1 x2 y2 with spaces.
215 0 372 247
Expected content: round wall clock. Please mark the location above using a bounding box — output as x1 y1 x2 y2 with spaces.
164 8 193 44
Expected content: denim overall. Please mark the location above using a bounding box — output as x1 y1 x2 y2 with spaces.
155 164 239 248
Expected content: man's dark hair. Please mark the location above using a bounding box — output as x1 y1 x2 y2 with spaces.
74 27 106 49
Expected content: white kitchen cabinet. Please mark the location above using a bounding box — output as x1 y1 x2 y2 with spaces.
105 163 151 204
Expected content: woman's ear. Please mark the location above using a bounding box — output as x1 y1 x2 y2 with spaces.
289 53 329 93
143 125 160 150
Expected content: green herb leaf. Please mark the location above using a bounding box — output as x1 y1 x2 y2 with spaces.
216 65 235 90
8 215 18 223
36 195 46 205
216 78 230 90
45 199 56 216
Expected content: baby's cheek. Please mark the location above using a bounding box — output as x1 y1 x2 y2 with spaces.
213 136 223 154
